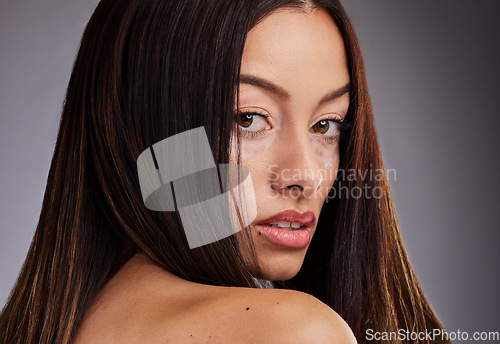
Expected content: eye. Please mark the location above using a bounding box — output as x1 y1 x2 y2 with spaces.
311 118 342 137
235 110 271 137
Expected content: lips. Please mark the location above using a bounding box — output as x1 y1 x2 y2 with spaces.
254 210 316 248
256 210 316 228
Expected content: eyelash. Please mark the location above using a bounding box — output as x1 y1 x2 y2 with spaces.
235 111 350 143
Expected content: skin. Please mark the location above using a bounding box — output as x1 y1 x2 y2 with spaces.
73 254 357 343
73 8 356 344
232 8 350 281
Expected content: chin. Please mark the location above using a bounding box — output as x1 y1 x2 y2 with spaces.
237 225 312 282
255 251 307 281
264 269 300 282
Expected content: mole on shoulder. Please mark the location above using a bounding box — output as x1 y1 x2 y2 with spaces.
246 307 250 310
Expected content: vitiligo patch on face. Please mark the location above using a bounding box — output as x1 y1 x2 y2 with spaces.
137 127 257 249
310 136 338 167
232 129 338 168
231 130 277 160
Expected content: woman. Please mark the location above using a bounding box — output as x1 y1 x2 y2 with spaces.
0 0 450 343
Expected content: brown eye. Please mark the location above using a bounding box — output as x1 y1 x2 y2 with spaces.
312 120 330 134
235 111 271 133
237 113 254 128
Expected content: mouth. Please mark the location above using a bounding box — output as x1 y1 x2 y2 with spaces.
259 221 308 230
254 210 316 248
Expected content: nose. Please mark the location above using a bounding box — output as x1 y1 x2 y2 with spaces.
269 134 324 199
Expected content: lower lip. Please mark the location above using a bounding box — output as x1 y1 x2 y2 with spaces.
255 224 311 248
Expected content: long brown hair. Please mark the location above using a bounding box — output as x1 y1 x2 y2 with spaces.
0 0 449 343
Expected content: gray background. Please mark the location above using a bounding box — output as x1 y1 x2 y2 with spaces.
1 0 499 341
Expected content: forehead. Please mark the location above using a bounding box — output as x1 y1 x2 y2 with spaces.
240 8 349 90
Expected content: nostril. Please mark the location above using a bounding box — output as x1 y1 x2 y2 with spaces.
284 185 304 196
270 183 303 193
269 182 279 191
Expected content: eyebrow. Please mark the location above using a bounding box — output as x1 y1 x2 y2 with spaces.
239 74 351 105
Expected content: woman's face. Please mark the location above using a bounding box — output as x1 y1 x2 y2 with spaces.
231 8 350 281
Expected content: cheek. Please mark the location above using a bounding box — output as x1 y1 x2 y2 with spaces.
310 137 338 167
228 136 271 191
230 133 277 160
310 139 340 199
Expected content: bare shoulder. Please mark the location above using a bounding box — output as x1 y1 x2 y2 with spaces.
72 254 357 343
208 287 358 344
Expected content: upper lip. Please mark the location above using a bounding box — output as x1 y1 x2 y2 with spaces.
256 210 316 227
